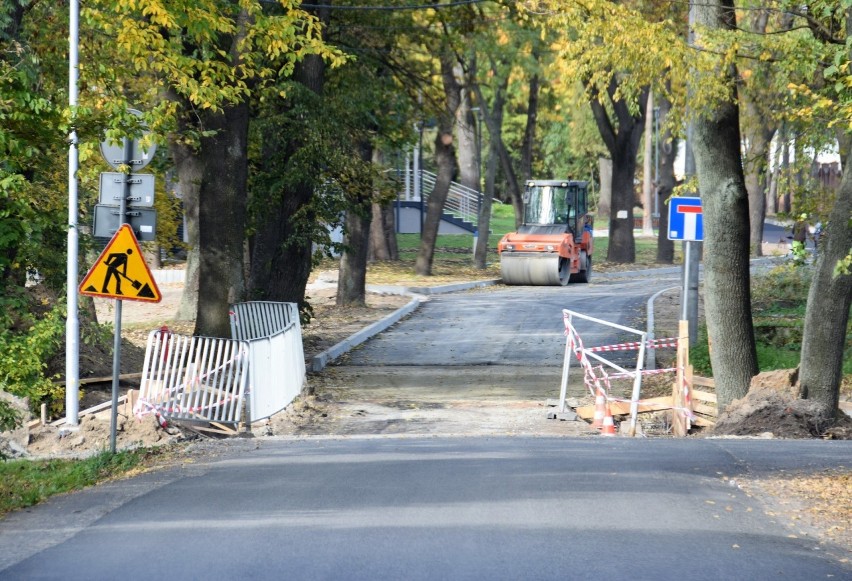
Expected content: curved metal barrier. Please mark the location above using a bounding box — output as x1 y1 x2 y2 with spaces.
135 302 306 429
230 301 305 422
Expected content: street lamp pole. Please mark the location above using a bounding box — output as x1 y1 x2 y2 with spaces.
66 0 80 426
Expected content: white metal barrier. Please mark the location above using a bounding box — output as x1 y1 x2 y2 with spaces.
230 301 306 422
135 302 306 429
135 330 250 427
559 309 680 436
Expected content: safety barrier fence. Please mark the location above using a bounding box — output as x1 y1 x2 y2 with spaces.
135 301 306 430
558 309 700 436
135 331 249 428
230 301 306 422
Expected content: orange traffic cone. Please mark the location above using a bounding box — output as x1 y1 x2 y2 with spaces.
592 386 607 429
600 402 616 436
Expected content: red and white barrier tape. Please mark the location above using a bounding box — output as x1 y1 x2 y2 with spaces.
585 338 678 353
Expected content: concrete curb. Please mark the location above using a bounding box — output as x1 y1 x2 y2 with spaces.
309 279 500 372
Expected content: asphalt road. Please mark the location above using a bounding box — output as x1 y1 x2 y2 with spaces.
1 437 850 580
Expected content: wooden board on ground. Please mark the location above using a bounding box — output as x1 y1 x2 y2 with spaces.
692 390 717 403
575 396 674 420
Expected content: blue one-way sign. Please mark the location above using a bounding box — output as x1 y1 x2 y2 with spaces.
668 197 703 241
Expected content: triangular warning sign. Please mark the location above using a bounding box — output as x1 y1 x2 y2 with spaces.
79 224 162 303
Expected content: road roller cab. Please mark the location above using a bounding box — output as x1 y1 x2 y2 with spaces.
498 180 593 286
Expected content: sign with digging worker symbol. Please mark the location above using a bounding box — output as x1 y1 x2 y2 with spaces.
79 224 162 302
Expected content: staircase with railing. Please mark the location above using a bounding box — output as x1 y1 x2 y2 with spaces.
395 169 481 233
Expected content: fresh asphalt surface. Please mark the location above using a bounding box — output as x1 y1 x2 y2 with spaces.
2 261 850 579
1 438 850 580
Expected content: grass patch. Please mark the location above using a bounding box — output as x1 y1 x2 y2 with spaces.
0 448 163 516
690 264 852 394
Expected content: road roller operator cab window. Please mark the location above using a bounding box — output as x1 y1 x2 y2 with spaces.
523 185 573 224
522 181 587 235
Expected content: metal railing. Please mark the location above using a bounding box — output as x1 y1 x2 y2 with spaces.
135 302 306 428
136 330 250 426
230 302 306 422
402 169 481 227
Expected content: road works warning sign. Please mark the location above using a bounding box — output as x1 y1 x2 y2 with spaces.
79 224 162 302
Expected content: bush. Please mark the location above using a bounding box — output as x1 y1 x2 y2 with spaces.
0 304 65 415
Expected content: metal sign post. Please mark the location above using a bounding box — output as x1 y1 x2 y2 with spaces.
668 197 703 345
108 139 132 453
90 112 158 453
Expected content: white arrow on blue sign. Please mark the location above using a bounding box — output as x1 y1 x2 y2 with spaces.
668 197 703 241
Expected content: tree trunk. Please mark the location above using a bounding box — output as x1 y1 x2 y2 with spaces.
656 94 676 264
743 115 774 257
368 148 396 261
690 0 759 412
798 147 852 416
194 102 250 338
169 138 201 322
337 205 371 306
641 90 654 236
337 143 374 307
473 175 494 269
597 157 612 219
455 63 479 193
588 78 647 263
742 8 775 257
520 73 540 183
415 51 461 276
483 73 508 205
472 80 522 227
369 201 398 261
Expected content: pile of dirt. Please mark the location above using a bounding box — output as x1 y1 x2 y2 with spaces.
26 413 183 458
713 369 852 439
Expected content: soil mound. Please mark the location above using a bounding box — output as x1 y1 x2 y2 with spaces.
713 369 852 439
26 413 183 458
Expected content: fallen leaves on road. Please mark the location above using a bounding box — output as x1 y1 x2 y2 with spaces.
741 468 852 555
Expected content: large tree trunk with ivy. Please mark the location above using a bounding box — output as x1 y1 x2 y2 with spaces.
588 78 648 263
690 0 759 412
248 55 325 310
798 146 852 416
415 51 461 276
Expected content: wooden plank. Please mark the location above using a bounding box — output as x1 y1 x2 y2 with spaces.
692 376 715 388
50 395 127 426
672 320 689 437
691 415 715 427
54 372 144 386
575 396 674 419
692 389 717 403
693 402 717 417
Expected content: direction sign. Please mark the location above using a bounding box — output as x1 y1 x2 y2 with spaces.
98 172 155 207
93 204 157 241
99 109 157 170
79 224 161 302
668 197 704 241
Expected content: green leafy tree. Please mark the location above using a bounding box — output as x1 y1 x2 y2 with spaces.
84 0 344 337
782 1 852 418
